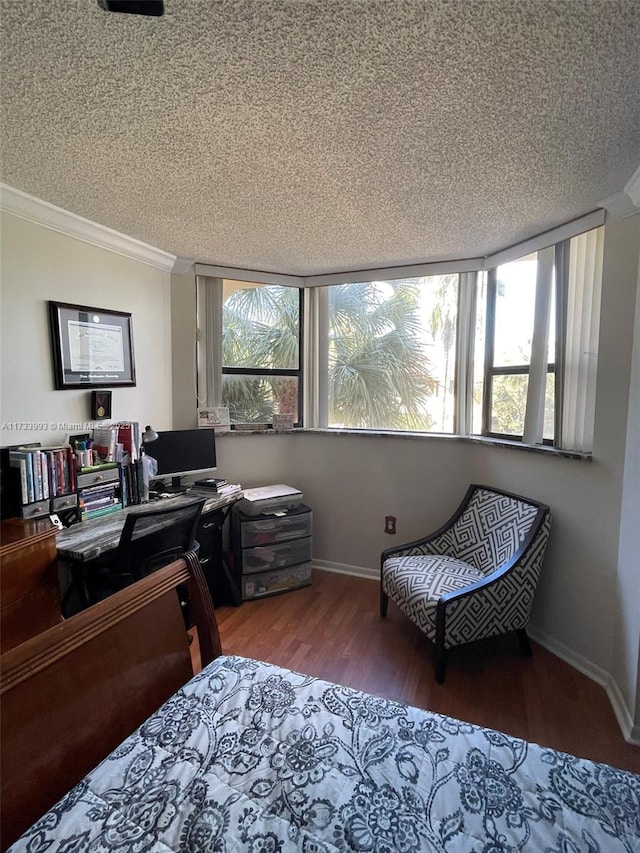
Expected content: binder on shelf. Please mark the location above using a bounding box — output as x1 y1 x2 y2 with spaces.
9 451 33 503
8 452 30 504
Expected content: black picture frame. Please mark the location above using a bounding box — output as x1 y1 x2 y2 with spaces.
49 301 136 389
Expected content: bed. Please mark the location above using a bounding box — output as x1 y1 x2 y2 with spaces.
2 555 639 853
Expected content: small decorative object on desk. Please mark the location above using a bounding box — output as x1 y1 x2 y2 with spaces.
272 413 295 432
198 407 230 432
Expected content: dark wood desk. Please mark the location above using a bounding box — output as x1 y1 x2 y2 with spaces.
57 488 243 610
1 518 63 650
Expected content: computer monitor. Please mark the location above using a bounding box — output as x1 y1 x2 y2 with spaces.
144 428 216 492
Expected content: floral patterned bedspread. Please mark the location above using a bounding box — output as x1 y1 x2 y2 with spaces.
11 655 640 853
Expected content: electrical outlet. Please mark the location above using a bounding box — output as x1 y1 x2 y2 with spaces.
385 515 396 534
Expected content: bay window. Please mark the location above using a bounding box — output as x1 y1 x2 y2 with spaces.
197 214 604 454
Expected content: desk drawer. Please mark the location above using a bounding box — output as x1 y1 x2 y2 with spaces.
242 536 312 574
51 493 78 512
20 499 50 520
239 510 312 547
76 467 120 489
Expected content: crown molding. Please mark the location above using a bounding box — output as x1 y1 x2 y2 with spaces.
598 164 640 220
172 256 195 275
0 183 177 271
623 164 640 207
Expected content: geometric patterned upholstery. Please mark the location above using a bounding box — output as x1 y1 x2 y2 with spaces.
383 555 483 638
396 487 541 575
381 484 552 682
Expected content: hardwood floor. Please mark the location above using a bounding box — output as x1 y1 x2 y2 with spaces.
212 568 640 774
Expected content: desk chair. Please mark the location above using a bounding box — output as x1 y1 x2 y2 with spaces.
86 498 206 605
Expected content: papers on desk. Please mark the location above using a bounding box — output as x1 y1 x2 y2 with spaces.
189 483 242 500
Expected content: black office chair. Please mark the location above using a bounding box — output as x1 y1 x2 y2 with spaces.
86 498 206 604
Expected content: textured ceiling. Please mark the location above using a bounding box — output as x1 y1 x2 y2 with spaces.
1 0 639 276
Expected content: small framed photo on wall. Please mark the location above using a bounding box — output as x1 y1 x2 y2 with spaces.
90 390 112 420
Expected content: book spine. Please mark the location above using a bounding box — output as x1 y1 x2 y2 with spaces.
24 453 35 503
80 496 118 512
33 451 42 500
9 455 29 504
136 458 144 502
79 487 118 504
40 450 49 500
56 451 65 496
130 462 139 504
81 502 123 521
66 446 76 493
44 451 55 497
119 464 128 508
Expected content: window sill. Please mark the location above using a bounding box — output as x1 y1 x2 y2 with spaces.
218 427 591 461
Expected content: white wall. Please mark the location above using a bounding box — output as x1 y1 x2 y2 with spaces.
0 213 173 446
613 228 640 737
214 432 477 571
170 268 198 429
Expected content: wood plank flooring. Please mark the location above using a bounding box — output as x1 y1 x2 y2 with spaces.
211 568 640 774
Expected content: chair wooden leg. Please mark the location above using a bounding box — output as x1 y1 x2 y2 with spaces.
380 588 389 617
516 628 532 656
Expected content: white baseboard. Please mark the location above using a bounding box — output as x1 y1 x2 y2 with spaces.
310 567 640 746
312 559 378 581
528 625 640 746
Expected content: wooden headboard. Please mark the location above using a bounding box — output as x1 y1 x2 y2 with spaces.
0 550 221 851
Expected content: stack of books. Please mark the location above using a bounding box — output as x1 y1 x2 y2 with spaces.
194 478 241 498
121 458 146 506
194 477 228 491
78 479 122 521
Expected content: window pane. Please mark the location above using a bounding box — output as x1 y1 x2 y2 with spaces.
326 275 458 432
222 375 299 423
494 254 537 367
222 282 299 369
490 374 529 435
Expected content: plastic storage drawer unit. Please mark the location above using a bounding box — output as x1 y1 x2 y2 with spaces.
242 562 312 600
242 536 312 574
239 506 313 547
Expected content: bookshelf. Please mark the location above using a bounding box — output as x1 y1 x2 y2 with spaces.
0 444 78 521
0 422 146 523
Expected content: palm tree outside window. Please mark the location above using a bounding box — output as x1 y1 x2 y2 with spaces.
222 282 302 425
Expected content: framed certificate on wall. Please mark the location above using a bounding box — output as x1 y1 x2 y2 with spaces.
49 301 136 389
